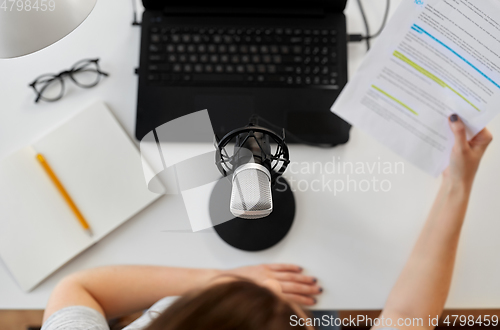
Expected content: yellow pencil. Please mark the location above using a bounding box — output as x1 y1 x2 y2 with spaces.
36 153 93 237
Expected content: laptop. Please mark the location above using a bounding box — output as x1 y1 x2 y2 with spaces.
136 0 351 146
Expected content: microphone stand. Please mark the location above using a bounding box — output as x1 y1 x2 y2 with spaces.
209 120 296 252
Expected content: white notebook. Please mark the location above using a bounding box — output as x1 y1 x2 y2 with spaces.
0 101 162 292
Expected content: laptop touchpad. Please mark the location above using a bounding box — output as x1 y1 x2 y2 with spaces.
194 94 255 135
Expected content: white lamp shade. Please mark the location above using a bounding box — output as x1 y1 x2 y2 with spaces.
0 0 97 58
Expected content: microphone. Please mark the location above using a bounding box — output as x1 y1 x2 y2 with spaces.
230 163 272 219
215 121 290 220
230 130 273 219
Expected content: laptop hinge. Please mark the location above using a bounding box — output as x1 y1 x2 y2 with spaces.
162 7 326 18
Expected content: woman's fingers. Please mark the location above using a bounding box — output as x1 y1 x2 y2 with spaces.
266 264 317 285
274 272 317 284
280 282 322 295
470 127 493 152
266 264 303 273
449 114 469 152
283 293 317 306
281 281 323 306
449 115 493 154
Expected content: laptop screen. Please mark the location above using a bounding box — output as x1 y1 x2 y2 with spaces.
142 0 347 12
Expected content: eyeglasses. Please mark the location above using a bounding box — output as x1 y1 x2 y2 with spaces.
29 58 109 103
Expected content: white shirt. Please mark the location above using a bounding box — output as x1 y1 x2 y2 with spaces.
41 296 177 330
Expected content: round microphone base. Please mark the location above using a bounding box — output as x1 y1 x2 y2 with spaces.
209 177 295 252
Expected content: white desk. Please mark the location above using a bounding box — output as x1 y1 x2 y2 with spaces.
1 0 500 310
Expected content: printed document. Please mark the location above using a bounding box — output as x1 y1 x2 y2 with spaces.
331 0 500 176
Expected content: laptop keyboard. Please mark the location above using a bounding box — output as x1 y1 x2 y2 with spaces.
146 26 340 88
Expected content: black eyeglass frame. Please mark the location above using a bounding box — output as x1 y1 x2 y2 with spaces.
29 58 109 103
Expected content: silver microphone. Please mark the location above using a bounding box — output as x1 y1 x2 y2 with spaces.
229 129 273 219
213 121 293 251
230 163 273 219
216 122 290 221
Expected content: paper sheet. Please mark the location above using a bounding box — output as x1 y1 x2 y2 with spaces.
331 0 500 176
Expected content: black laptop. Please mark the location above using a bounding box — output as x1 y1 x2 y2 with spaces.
136 0 351 145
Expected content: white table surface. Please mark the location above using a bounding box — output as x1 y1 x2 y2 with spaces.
1 0 500 310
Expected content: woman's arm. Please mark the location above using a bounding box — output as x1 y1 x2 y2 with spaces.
376 115 493 330
43 263 320 322
43 266 218 322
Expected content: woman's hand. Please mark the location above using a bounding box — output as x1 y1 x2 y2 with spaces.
379 115 492 330
222 264 322 306
444 114 492 188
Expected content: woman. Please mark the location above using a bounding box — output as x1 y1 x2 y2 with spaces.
41 115 493 330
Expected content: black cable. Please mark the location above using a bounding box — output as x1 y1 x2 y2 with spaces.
348 34 364 42
131 0 141 26
365 0 391 40
355 0 391 51
356 0 371 51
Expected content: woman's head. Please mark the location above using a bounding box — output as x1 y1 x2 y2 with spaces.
145 277 312 330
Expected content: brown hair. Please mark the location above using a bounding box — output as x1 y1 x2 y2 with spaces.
145 279 308 330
